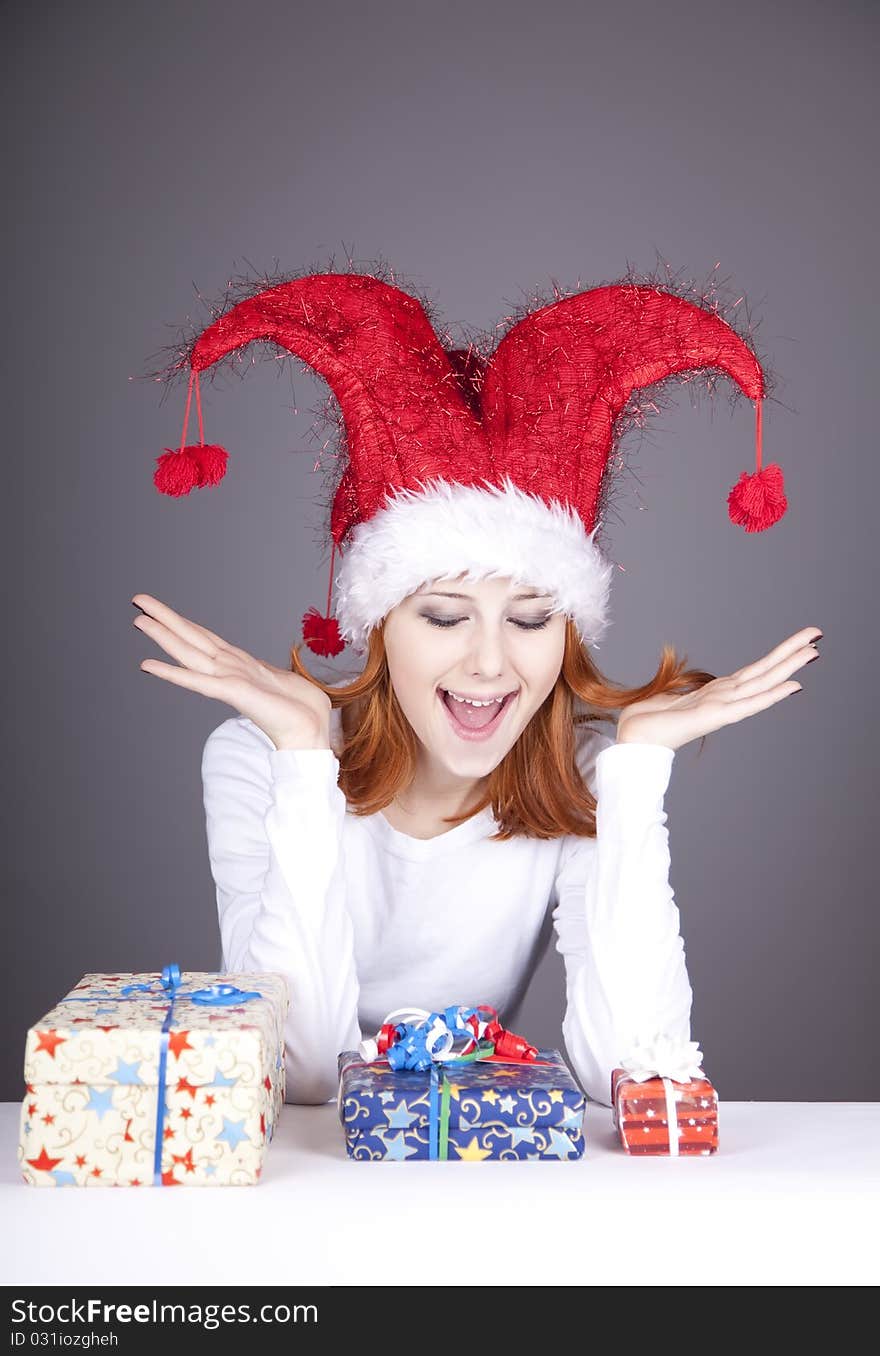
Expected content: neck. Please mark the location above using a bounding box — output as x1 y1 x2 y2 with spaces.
395 753 487 819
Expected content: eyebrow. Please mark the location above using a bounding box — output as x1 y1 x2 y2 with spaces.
419 590 553 601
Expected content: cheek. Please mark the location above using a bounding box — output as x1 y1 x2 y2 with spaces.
398 628 457 685
405 676 440 722
516 633 566 691
386 637 449 723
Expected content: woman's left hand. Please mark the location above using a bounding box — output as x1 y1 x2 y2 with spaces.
615 626 823 752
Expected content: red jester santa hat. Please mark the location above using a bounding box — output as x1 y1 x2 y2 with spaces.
150 262 786 658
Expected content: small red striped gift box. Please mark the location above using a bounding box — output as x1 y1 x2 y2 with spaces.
611 1035 719 1156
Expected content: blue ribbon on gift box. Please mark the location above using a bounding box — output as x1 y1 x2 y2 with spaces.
57 962 263 1184
384 1008 501 1160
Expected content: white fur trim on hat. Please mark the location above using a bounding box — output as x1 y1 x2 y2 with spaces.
333 476 614 655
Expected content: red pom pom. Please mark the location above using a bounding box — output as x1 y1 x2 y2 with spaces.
154 447 199 497
727 463 788 533
191 443 229 488
302 607 346 657
153 444 228 497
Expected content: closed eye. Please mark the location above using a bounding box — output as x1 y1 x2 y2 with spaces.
422 615 550 631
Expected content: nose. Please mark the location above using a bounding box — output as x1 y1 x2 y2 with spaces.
465 619 508 680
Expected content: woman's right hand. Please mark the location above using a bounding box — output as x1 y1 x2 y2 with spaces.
131 593 333 751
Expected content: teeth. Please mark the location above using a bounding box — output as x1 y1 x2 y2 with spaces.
443 690 507 707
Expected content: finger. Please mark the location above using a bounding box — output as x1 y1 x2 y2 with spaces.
139 659 241 702
131 594 230 658
720 678 802 725
733 627 822 685
731 647 818 701
133 614 224 676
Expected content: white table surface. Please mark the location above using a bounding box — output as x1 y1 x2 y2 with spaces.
2 1101 878 1286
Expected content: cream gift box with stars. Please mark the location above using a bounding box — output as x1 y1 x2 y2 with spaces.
18 968 288 1187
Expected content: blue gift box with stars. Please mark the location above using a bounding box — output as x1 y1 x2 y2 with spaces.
18 966 289 1187
337 1048 585 1161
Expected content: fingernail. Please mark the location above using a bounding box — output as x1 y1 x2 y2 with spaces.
808 652 820 662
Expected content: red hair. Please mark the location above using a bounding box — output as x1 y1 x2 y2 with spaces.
289 620 715 841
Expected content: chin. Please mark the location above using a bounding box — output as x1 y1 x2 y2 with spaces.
429 720 522 777
436 743 510 777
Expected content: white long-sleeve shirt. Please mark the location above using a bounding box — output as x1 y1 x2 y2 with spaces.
201 710 693 1108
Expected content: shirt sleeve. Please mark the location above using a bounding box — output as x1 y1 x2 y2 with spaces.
551 729 693 1107
201 716 362 1106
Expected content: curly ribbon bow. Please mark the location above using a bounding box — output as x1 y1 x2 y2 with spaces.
351 1004 552 1160
61 962 263 1184
618 1034 706 1158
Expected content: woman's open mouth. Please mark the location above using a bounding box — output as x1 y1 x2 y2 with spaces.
437 688 519 743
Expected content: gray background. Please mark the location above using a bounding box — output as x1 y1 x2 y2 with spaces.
4 0 877 1101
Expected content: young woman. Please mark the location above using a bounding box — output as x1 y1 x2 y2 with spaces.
140 263 819 1106
131 579 819 1107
